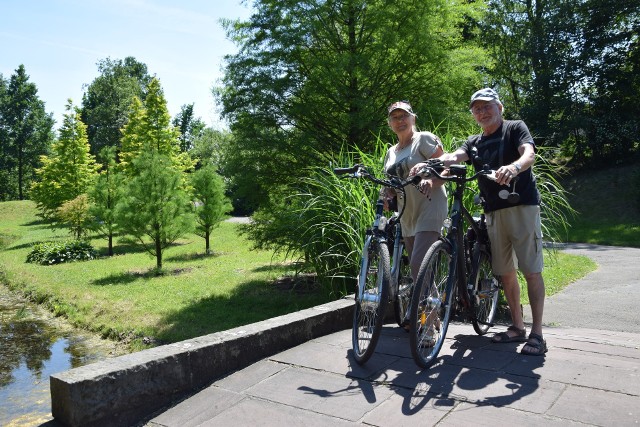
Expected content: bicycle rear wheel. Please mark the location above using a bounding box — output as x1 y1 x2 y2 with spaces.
471 249 500 335
393 244 413 327
409 239 453 369
352 237 390 364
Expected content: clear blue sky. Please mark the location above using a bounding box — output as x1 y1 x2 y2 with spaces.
1 0 253 130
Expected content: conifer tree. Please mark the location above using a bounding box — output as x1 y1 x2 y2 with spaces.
191 165 232 254
30 100 97 218
117 78 194 269
88 146 123 255
116 152 194 269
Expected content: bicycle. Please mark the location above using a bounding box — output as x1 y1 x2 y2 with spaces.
408 163 507 369
333 164 420 365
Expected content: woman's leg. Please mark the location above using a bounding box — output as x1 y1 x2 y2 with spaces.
409 231 440 282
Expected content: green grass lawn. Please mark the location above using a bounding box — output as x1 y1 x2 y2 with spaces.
0 200 330 351
0 196 602 352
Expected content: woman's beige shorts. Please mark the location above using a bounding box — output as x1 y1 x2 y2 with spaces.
486 205 543 275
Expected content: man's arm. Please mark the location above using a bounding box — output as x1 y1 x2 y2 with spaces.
440 148 469 166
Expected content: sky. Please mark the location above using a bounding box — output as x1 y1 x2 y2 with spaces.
1 0 254 130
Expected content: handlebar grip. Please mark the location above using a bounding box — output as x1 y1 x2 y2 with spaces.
333 165 361 175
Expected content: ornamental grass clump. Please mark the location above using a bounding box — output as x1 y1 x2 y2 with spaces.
26 240 98 265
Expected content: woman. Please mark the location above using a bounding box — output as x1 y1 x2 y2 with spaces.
382 101 447 298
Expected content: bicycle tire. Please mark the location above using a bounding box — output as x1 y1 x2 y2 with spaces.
393 244 413 327
470 249 500 335
352 237 390 364
409 239 454 369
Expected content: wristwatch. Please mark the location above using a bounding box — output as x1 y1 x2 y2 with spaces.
513 162 522 173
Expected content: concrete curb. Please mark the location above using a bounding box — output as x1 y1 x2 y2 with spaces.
50 297 354 427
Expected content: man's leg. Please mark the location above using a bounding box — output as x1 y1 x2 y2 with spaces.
523 271 545 337
501 269 526 335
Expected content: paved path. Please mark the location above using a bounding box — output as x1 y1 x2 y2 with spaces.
145 244 640 426
527 243 640 332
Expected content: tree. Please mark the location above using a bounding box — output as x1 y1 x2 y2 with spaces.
191 165 232 254
80 57 152 154
117 78 195 269
216 0 486 210
116 152 194 270
119 78 194 177
576 0 640 164
88 146 124 256
0 65 55 200
30 100 98 218
172 103 206 152
190 127 232 170
478 0 639 164
56 194 92 240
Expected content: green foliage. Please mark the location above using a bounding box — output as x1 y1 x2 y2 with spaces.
172 103 206 152
88 146 124 256
217 0 487 211
191 165 233 254
116 152 195 269
561 163 640 247
191 128 232 169
30 100 98 218
80 56 152 154
479 0 639 165
243 125 575 296
244 141 387 297
533 148 576 245
119 78 194 177
0 65 55 201
26 240 97 265
56 194 92 240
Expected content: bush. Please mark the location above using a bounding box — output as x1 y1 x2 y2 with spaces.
26 240 98 265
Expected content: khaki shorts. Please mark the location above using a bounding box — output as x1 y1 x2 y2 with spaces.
486 205 543 275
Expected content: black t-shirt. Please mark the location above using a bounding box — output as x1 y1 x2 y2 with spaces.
461 120 541 212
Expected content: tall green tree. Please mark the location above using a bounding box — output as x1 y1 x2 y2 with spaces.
216 0 486 211
117 78 194 269
479 0 582 138
478 0 639 164
190 127 232 170
30 100 97 218
0 65 55 200
576 0 640 163
119 78 194 177
172 103 206 152
80 57 152 154
116 152 194 270
88 146 123 256
191 165 232 254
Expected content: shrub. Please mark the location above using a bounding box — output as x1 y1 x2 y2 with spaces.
26 240 98 265
56 194 92 239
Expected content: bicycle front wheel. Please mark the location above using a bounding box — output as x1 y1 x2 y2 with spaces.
352 237 390 365
393 244 413 327
409 239 453 369
471 249 500 335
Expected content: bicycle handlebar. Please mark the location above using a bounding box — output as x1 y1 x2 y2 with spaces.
333 164 421 190
415 163 492 183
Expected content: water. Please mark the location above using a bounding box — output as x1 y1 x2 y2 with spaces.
0 288 120 426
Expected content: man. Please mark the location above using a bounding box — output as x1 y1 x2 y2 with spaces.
415 88 547 355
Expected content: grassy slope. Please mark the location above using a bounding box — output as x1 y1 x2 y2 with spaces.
562 163 640 247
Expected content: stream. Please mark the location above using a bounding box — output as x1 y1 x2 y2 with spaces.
0 286 123 426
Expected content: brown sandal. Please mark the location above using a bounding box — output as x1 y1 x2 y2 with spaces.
491 325 527 343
